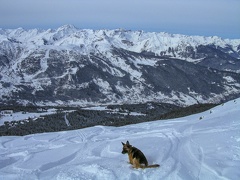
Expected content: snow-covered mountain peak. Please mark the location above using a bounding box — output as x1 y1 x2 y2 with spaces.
55 24 78 35
57 24 77 31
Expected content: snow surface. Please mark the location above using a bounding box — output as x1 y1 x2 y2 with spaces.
0 98 240 180
0 109 57 126
0 109 75 126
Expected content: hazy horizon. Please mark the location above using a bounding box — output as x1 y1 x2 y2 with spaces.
0 0 239 39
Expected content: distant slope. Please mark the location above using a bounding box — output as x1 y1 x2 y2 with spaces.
0 98 239 179
0 25 240 106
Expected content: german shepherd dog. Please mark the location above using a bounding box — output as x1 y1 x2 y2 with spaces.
122 141 160 169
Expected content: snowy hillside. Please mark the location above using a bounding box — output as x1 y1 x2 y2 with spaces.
0 25 240 106
0 98 239 180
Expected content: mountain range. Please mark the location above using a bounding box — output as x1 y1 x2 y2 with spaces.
0 25 240 106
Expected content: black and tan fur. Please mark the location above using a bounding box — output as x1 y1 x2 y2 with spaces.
121 141 160 169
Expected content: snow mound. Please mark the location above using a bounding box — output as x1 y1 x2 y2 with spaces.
0 98 240 179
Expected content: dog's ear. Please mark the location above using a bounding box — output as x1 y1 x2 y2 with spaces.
126 141 130 145
122 142 125 146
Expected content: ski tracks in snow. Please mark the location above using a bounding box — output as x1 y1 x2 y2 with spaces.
163 120 228 180
159 121 221 180
1 99 240 179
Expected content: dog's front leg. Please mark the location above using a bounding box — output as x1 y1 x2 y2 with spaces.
128 153 133 164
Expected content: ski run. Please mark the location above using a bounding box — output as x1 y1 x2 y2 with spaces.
0 98 240 180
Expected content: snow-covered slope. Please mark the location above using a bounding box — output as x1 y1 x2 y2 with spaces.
0 25 240 106
0 98 239 180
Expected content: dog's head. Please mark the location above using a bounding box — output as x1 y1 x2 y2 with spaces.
121 141 132 154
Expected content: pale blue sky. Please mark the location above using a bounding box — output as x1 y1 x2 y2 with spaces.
0 0 239 39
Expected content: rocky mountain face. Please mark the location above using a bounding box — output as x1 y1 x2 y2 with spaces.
0 25 240 106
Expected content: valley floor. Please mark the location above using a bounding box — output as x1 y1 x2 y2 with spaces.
0 99 239 180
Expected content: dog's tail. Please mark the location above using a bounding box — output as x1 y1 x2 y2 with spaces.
142 164 160 168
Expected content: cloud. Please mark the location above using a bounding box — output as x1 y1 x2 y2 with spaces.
0 0 239 38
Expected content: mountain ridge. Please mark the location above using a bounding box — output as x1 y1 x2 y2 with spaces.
0 25 240 106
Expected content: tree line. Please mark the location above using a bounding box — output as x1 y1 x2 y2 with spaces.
0 103 217 136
